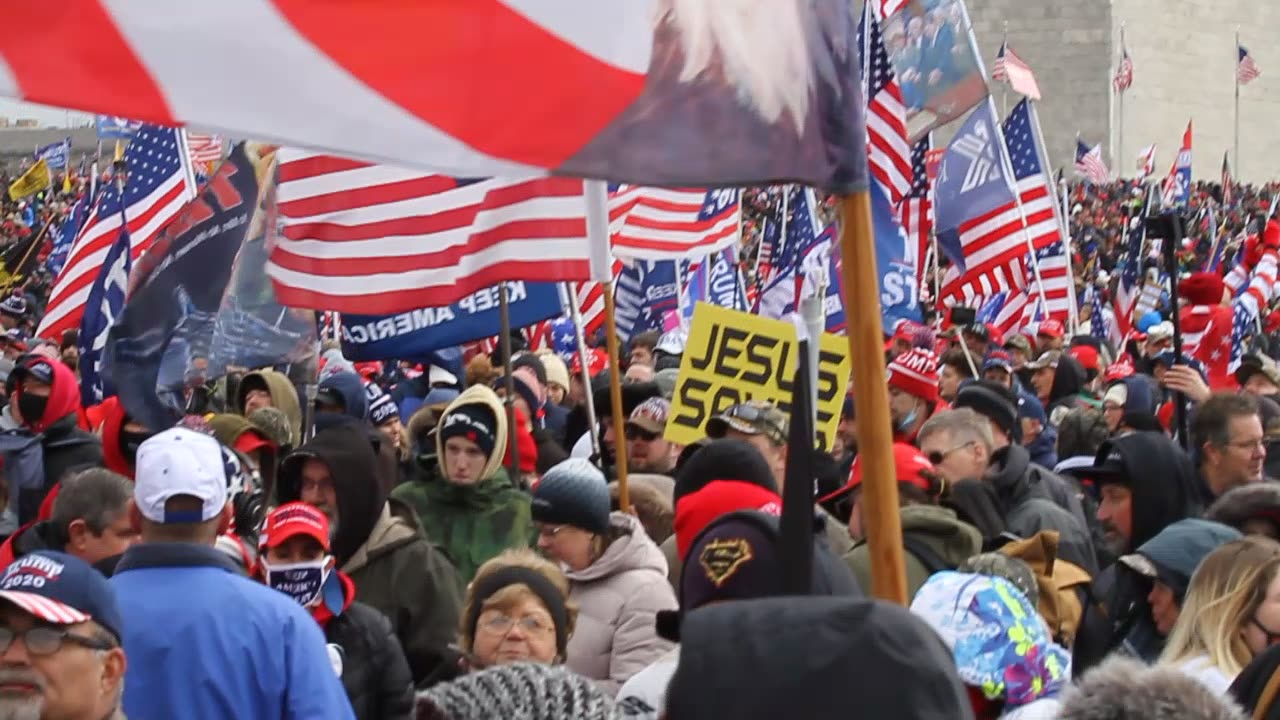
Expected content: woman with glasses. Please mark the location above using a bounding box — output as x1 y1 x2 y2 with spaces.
457 549 576 671
1159 535 1280 695
531 458 677 695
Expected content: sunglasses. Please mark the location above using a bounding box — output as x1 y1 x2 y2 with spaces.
723 404 784 436
625 426 659 442
926 441 975 466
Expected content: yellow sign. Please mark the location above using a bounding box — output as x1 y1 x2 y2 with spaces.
7 159 49 202
665 303 852 451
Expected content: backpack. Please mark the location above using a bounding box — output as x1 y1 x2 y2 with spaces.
0 430 98 525
998 530 1093 647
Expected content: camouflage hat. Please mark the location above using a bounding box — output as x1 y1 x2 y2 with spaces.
247 406 294 450
704 401 788 446
959 552 1040 608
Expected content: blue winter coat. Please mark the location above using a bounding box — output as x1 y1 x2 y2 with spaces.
112 543 355 720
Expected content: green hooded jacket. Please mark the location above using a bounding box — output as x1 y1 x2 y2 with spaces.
390 385 533 583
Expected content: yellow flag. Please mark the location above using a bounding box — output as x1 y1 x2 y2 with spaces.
7 159 50 202
113 140 124 162
62 172 73 195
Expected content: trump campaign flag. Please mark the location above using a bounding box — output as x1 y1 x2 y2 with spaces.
104 144 313 430
0 2 868 191
94 115 141 140
1161 122 1192 208
77 219 131 407
872 179 920 332
34 138 70 170
338 281 564 362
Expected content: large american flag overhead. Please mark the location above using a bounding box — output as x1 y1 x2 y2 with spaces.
38 125 196 339
268 150 608 315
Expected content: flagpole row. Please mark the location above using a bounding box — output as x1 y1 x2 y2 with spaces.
602 282 631 514
838 191 906 605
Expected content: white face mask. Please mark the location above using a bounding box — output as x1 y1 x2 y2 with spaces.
262 557 332 608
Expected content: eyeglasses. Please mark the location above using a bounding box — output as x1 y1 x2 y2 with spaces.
0 626 115 656
926 441 975 466
625 426 658 442
1228 437 1267 452
536 524 568 540
478 612 554 637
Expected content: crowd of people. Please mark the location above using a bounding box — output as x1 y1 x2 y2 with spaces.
0 173 1276 719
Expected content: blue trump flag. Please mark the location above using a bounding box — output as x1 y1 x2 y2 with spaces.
339 281 564 361
104 144 316 430
34 138 70 170
934 102 1018 271
707 246 747 311
872 178 921 331
77 213 131 407
47 196 87 277
95 115 142 139
614 259 678 341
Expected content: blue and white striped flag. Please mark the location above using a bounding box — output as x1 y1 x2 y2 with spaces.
77 217 132 406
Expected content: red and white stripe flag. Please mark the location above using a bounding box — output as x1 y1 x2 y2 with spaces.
607 186 740 260
186 133 223 165
862 9 912 205
268 150 610 315
992 43 1042 101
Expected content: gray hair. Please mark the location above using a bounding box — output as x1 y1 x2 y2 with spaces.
917 408 995 451
51 468 133 535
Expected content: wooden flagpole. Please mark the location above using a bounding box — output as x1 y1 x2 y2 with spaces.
838 191 906 604
602 283 630 513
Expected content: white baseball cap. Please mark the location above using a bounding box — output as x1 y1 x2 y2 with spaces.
134 428 229 524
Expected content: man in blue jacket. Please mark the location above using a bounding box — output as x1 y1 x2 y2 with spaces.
111 427 354 719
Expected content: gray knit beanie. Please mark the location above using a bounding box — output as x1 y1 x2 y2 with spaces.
532 458 611 534
415 663 629 720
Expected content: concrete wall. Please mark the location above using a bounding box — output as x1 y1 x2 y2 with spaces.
1110 0 1280 183
930 0 1280 183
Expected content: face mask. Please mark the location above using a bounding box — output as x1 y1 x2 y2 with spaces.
17 393 47 426
262 558 331 607
119 429 153 465
895 406 918 433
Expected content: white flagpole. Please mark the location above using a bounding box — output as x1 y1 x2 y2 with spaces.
1028 102 1079 332
562 281 600 459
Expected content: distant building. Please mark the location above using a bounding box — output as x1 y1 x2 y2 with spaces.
13 119 38 128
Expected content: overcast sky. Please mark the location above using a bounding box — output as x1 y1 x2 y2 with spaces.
0 99 92 128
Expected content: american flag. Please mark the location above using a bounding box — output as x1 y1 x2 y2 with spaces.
756 187 825 319
1089 287 1110 341
1238 45 1262 85
1136 144 1158 180
1019 240 1073 329
268 150 611 315
186 133 223 165
1114 47 1134 93
940 100 1063 330
899 136 934 291
754 193 785 285
876 0 908 20
608 186 740 260
1074 140 1110 184
991 43 1042 101
37 125 195 340
1229 297 1254 373
858 7 912 205
1222 152 1234 207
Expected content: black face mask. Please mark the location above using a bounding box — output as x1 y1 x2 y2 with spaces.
119 428 153 465
17 393 47 426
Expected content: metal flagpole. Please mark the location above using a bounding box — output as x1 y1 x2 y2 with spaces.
563 282 601 459
957 0 1052 308
1000 22 1009 117
1235 28 1241 180
1117 23 1126 184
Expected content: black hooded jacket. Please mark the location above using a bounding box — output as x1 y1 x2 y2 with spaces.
278 419 389 564
1071 432 1202 674
984 443 1098 575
